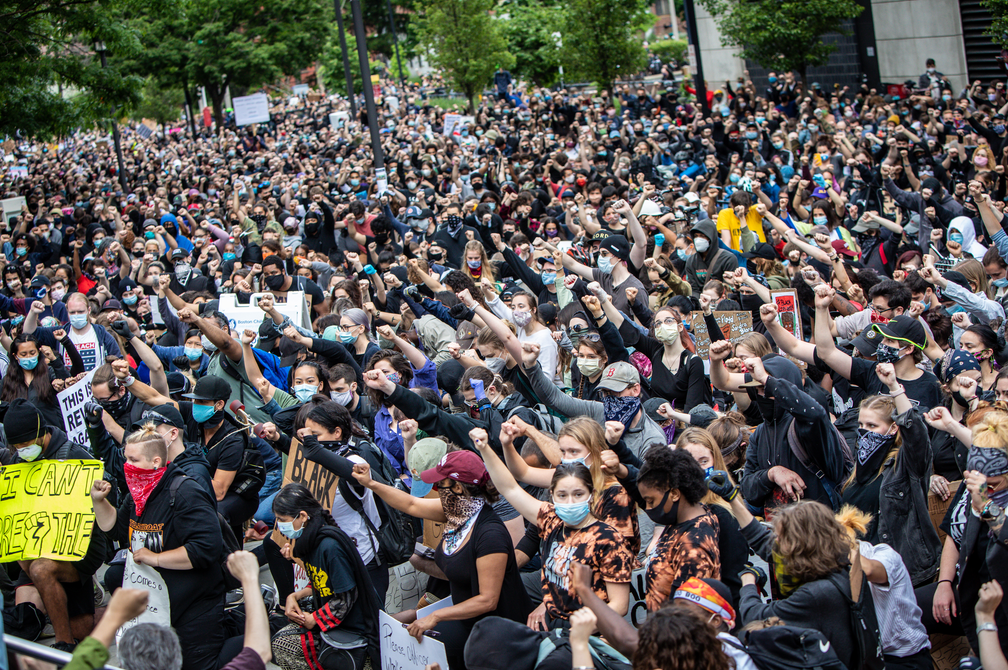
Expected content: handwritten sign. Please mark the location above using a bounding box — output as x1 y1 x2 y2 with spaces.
0 459 104 561
57 370 96 448
271 439 341 549
689 311 753 360
422 490 444 549
929 481 961 544
233 93 271 127
379 610 448 670
116 529 171 644
771 289 802 341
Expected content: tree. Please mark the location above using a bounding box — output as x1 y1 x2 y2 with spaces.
560 0 650 95
0 0 170 139
501 1 567 87
981 0 1008 49
318 32 382 96
132 77 185 126
698 0 863 84
417 0 513 112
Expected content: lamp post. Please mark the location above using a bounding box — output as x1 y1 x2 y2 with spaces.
334 0 357 116
552 32 564 89
350 0 387 193
385 0 406 87
93 41 129 192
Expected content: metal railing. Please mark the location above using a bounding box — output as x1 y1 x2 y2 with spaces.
5 634 124 670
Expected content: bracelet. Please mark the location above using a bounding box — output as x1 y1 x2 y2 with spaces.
123 375 135 387
977 622 998 634
889 385 905 397
937 579 953 587
573 666 596 669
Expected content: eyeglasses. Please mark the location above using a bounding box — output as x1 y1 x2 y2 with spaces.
869 304 893 315
567 327 601 342
655 317 679 327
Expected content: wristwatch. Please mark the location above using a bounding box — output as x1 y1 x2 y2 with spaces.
977 622 998 634
981 499 1003 521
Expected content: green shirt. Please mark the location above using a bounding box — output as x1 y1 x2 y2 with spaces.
63 636 109 670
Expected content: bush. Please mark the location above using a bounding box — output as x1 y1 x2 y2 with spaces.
649 38 688 64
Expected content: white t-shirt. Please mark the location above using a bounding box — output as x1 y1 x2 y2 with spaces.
520 326 560 384
330 453 382 566
65 325 101 371
718 632 759 670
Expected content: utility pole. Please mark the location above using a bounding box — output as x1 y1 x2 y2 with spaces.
385 0 406 87
681 0 709 115
334 0 357 116
350 0 387 194
94 41 129 192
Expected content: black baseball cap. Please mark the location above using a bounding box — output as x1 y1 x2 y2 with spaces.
871 315 927 350
142 403 185 430
851 324 882 356
182 376 231 401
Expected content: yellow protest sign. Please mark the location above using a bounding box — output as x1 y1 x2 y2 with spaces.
0 459 104 562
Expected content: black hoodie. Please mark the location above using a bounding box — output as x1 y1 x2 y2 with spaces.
685 219 738 294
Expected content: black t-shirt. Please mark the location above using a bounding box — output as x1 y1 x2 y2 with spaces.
619 323 711 410
433 505 532 627
179 401 249 496
848 356 943 412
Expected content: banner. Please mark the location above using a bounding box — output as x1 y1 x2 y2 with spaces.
379 610 448 670
116 529 171 644
0 459 104 561
57 370 96 448
233 93 271 127
689 311 753 360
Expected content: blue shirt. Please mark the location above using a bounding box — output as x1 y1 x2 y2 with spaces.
373 358 438 479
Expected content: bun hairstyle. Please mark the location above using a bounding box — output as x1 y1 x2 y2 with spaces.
971 410 1008 450
835 504 873 543
125 422 169 463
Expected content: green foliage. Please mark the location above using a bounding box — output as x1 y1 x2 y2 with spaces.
319 33 383 95
417 0 514 112
0 0 170 139
982 0 1008 49
560 0 650 94
698 0 863 81
501 2 567 87
127 0 330 127
649 38 688 64
131 78 185 126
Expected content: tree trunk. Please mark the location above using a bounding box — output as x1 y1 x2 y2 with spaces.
797 64 808 88
207 82 225 130
466 87 476 114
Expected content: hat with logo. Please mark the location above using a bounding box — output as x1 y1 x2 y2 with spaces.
182 376 231 401
871 315 927 350
420 450 490 486
851 325 883 357
408 438 448 497
596 361 640 393
142 403 185 430
598 234 630 262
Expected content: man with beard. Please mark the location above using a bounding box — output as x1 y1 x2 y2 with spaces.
709 339 850 517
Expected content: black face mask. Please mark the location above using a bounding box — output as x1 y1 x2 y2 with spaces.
747 387 782 423
645 489 680 525
98 390 133 418
374 233 389 245
951 390 971 408
265 274 286 290
740 293 764 314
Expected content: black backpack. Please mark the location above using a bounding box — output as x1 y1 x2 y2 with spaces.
725 625 846 670
825 571 885 670
339 438 415 567
169 474 243 591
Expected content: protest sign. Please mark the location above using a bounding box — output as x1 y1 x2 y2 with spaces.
422 490 444 549
2 196 26 223
771 289 802 341
57 370 96 448
217 292 310 340
689 311 753 360
0 459 104 562
233 93 271 127
292 84 310 96
443 114 461 137
116 529 171 644
929 481 960 544
270 437 341 549
379 610 449 670
416 596 453 620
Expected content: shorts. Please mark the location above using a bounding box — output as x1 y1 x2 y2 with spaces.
14 572 94 618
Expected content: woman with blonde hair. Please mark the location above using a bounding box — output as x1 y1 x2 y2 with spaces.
463 238 496 284
838 361 940 585
707 411 750 475
954 257 994 299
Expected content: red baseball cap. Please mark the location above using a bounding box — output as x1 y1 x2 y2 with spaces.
420 451 489 486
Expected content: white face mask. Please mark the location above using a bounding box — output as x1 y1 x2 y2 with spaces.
694 238 710 253
18 444 43 462
331 390 354 406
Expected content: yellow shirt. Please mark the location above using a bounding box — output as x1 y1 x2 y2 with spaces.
715 207 767 251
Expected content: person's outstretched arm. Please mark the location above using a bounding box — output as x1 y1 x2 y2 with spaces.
221 551 272 667
471 426 546 527
811 284 853 380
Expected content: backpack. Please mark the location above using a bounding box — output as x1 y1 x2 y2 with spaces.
505 402 565 435
339 437 415 567
825 570 885 670
169 475 243 591
786 418 854 511
725 625 846 670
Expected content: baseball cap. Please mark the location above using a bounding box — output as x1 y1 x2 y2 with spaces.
456 321 478 350
831 240 857 258
689 404 718 429
851 325 882 357
170 248 189 262
166 372 191 396
742 242 777 261
643 397 669 423
142 403 185 430
100 298 122 312
639 199 662 217
851 217 881 233
419 450 490 486
871 315 927 350
408 438 448 497
182 376 232 401
599 234 630 262
596 361 640 393
942 270 972 292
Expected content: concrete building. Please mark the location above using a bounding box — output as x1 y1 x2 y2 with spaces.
676 0 1001 94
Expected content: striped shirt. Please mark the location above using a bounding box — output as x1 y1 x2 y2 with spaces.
859 542 930 657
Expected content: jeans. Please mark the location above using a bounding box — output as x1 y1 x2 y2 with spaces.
254 468 283 526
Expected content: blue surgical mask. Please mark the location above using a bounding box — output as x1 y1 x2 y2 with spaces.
946 304 965 315
277 518 305 540
293 384 318 403
745 131 758 140
729 174 740 184
597 256 613 274
541 272 556 285
191 403 218 423
768 76 777 84
561 456 588 468
949 232 964 245
676 248 688 260
223 252 236 262
994 278 1008 288
772 141 783 150
184 347 203 361
553 500 591 526
18 356 38 371
339 331 357 344
145 231 156 240
123 294 138 306
69 314 88 330
813 215 828 226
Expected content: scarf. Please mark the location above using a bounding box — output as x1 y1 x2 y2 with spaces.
446 215 463 237
439 488 484 532
772 548 802 598
967 445 1008 477
124 462 167 517
856 428 895 468
602 395 641 427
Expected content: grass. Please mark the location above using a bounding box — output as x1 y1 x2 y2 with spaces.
424 96 473 111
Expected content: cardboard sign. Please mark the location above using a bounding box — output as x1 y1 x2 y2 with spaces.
0 459 104 561
217 292 310 339
283 439 341 510
379 610 449 670
1 196 26 223
929 481 961 544
57 369 97 448
771 289 802 341
929 632 971 670
233 93 271 127
292 84 310 96
117 529 171 644
689 311 753 360
421 490 444 549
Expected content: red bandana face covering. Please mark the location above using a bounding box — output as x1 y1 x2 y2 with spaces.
124 462 167 516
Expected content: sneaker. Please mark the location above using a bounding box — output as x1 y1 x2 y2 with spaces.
93 576 109 608
261 583 278 612
225 588 244 609
52 640 77 653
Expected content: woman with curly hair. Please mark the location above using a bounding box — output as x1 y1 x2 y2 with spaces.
633 606 735 670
